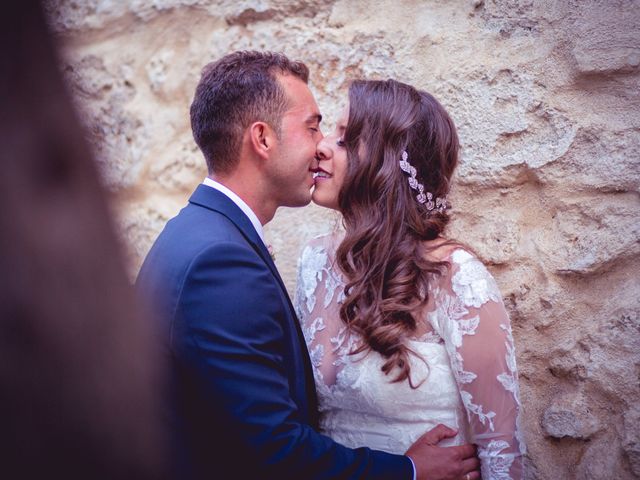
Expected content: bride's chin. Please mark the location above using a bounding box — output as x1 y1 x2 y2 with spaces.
310 194 325 208
311 192 336 210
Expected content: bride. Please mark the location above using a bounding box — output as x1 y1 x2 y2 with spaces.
295 79 525 479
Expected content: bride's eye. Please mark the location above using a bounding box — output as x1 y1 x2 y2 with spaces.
337 139 345 147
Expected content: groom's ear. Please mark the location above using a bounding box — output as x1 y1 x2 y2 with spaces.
248 121 276 160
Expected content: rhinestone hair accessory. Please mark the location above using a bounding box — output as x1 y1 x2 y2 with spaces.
399 151 447 213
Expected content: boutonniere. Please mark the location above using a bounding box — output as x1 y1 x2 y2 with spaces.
267 244 276 262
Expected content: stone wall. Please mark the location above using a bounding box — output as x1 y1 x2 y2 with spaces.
46 1 640 478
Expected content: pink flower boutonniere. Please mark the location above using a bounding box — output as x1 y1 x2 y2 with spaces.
267 244 276 262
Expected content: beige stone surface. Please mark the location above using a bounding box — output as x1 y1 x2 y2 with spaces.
47 0 640 478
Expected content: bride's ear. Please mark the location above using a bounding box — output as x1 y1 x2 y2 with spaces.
248 121 276 161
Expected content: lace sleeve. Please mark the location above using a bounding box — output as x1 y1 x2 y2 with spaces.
294 235 346 387
429 249 525 480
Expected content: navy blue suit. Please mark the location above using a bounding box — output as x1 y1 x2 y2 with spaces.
137 185 413 479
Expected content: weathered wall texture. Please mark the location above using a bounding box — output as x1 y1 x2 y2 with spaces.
46 1 640 478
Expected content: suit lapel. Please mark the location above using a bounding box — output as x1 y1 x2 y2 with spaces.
189 184 270 262
188 185 318 423
188 185 286 301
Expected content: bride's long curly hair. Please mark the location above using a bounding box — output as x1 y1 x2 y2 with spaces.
337 79 460 386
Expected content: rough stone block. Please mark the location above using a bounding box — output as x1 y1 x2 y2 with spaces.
541 393 600 440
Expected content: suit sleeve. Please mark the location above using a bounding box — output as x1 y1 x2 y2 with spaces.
171 241 412 480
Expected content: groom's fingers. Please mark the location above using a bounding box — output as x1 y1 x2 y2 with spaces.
460 455 480 473
453 443 478 460
417 423 458 445
458 469 481 480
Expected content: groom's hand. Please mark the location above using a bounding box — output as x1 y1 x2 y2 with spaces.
405 424 480 480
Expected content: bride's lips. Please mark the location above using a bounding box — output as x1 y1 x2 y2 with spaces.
311 167 332 182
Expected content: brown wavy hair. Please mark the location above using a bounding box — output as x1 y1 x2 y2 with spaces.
336 79 460 386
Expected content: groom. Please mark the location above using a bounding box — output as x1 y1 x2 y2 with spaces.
137 51 479 480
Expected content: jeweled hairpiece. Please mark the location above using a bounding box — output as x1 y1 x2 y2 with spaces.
399 151 447 213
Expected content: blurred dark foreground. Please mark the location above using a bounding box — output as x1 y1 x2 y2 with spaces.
0 1 167 478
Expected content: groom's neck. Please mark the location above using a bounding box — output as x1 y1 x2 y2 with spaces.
207 172 275 226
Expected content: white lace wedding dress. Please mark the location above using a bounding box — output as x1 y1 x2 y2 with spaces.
294 234 525 479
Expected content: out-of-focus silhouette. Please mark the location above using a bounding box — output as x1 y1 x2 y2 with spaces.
0 1 166 478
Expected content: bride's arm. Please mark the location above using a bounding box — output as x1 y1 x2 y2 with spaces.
434 250 525 480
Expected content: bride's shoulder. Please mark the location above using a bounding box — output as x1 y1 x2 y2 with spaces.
426 243 503 308
448 248 482 267
421 238 463 263
420 238 481 267
422 239 497 280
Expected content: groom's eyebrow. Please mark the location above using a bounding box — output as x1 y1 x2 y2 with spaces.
305 114 322 125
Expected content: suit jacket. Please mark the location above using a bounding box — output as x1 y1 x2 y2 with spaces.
136 184 413 479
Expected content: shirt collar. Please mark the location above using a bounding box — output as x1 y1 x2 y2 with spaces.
201 177 266 244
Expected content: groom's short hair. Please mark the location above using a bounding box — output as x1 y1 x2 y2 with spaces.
190 51 309 174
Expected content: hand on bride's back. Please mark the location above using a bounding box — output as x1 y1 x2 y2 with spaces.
406 424 481 480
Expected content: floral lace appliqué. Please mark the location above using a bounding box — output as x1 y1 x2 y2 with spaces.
480 440 516 480
451 249 501 308
297 245 329 314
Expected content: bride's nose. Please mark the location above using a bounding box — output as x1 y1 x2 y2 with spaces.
315 138 332 162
